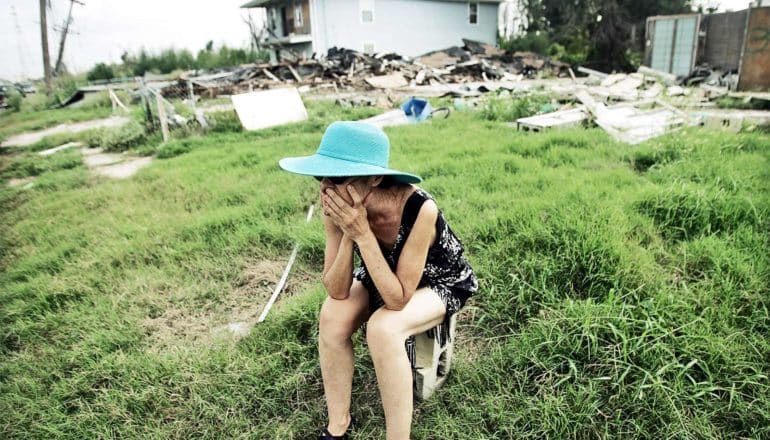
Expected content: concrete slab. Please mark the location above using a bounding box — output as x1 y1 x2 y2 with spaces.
1 116 130 148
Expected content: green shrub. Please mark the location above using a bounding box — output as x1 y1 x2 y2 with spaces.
7 91 23 112
86 63 115 82
100 120 146 152
479 94 552 121
500 31 553 54
157 139 193 159
207 110 242 133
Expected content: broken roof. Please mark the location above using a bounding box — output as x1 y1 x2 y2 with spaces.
242 0 502 7
240 0 280 8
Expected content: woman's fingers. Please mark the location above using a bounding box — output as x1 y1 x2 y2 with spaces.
323 193 347 222
324 188 352 212
347 185 362 206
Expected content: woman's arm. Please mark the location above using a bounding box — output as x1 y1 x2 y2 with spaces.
322 184 438 310
355 201 438 310
321 214 355 299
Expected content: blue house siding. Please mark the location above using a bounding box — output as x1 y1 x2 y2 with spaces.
313 0 499 57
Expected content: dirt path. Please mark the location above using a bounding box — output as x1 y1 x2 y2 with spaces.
1 116 130 148
80 147 154 179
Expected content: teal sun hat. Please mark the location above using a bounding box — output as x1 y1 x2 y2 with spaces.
278 121 422 184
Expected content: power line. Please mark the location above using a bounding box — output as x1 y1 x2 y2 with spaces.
11 5 31 79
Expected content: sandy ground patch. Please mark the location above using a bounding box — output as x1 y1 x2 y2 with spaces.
80 147 154 179
7 176 35 189
1 116 130 148
92 157 154 179
142 259 315 352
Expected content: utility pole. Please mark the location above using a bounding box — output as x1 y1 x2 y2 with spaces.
39 0 53 94
54 0 85 76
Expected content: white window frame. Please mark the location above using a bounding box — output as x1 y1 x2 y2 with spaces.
468 2 478 25
360 0 375 24
270 8 277 31
294 4 303 27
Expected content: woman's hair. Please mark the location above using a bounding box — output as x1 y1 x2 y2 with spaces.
377 175 403 189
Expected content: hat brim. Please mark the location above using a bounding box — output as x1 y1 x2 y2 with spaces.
279 153 422 184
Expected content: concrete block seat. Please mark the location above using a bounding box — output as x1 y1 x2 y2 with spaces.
412 313 458 401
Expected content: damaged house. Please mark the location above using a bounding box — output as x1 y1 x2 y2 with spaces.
241 0 502 61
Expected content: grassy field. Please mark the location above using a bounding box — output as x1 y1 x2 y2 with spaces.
1 99 769 439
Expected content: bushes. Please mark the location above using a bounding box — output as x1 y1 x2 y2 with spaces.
207 110 243 133
121 43 270 76
86 63 115 82
479 94 552 121
100 120 147 152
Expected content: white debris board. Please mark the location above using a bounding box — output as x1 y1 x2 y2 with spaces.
516 107 588 131
231 88 308 131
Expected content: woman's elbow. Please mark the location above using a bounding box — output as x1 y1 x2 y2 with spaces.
322 275 351 300
385 290 412 311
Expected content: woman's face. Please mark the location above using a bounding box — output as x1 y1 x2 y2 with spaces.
319 176 375 206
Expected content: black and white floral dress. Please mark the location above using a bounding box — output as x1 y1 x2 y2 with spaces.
353 187 478 369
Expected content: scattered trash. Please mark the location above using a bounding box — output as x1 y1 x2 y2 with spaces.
516 107 588 132
363 97 450 128
231 87 308 131
257 205 315 324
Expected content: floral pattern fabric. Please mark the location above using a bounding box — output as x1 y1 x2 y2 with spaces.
353 187 478 368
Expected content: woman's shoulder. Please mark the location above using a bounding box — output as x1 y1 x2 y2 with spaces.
410 185 435 202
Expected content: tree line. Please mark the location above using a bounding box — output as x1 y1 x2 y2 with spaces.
87 41 269 81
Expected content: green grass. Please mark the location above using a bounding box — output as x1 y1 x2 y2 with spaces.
1 99 769 439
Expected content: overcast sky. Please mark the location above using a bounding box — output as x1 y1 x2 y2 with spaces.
0 0 264 81
0 0 753 81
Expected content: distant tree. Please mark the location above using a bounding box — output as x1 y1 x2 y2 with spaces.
518 0 692 71
87 63 115 81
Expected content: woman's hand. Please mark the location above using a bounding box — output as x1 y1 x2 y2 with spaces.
322 185 370 241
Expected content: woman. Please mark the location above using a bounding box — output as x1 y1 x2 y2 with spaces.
279 121 477 440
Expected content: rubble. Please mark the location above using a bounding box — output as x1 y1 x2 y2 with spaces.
510 63 768 144
156 40 568 99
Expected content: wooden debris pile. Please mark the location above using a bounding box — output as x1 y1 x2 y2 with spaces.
157 40 568 97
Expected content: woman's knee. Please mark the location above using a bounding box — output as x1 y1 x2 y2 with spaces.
319 291 368 344
365 310 406 349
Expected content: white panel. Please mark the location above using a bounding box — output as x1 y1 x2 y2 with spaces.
231 88 308 131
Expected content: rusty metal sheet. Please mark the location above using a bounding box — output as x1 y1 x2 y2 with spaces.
738 7 770 91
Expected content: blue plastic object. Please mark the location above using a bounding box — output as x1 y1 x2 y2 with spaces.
401 97 434 122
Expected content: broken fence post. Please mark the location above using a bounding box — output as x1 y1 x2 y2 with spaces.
258 204 315 323
155 93 170 143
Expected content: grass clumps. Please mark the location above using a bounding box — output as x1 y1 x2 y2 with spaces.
1 102 769 438
635 183 763 241
479 93 553 121
0 149 83 181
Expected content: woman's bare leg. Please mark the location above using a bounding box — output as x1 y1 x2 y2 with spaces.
366 288 446 440
318 281 370 436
